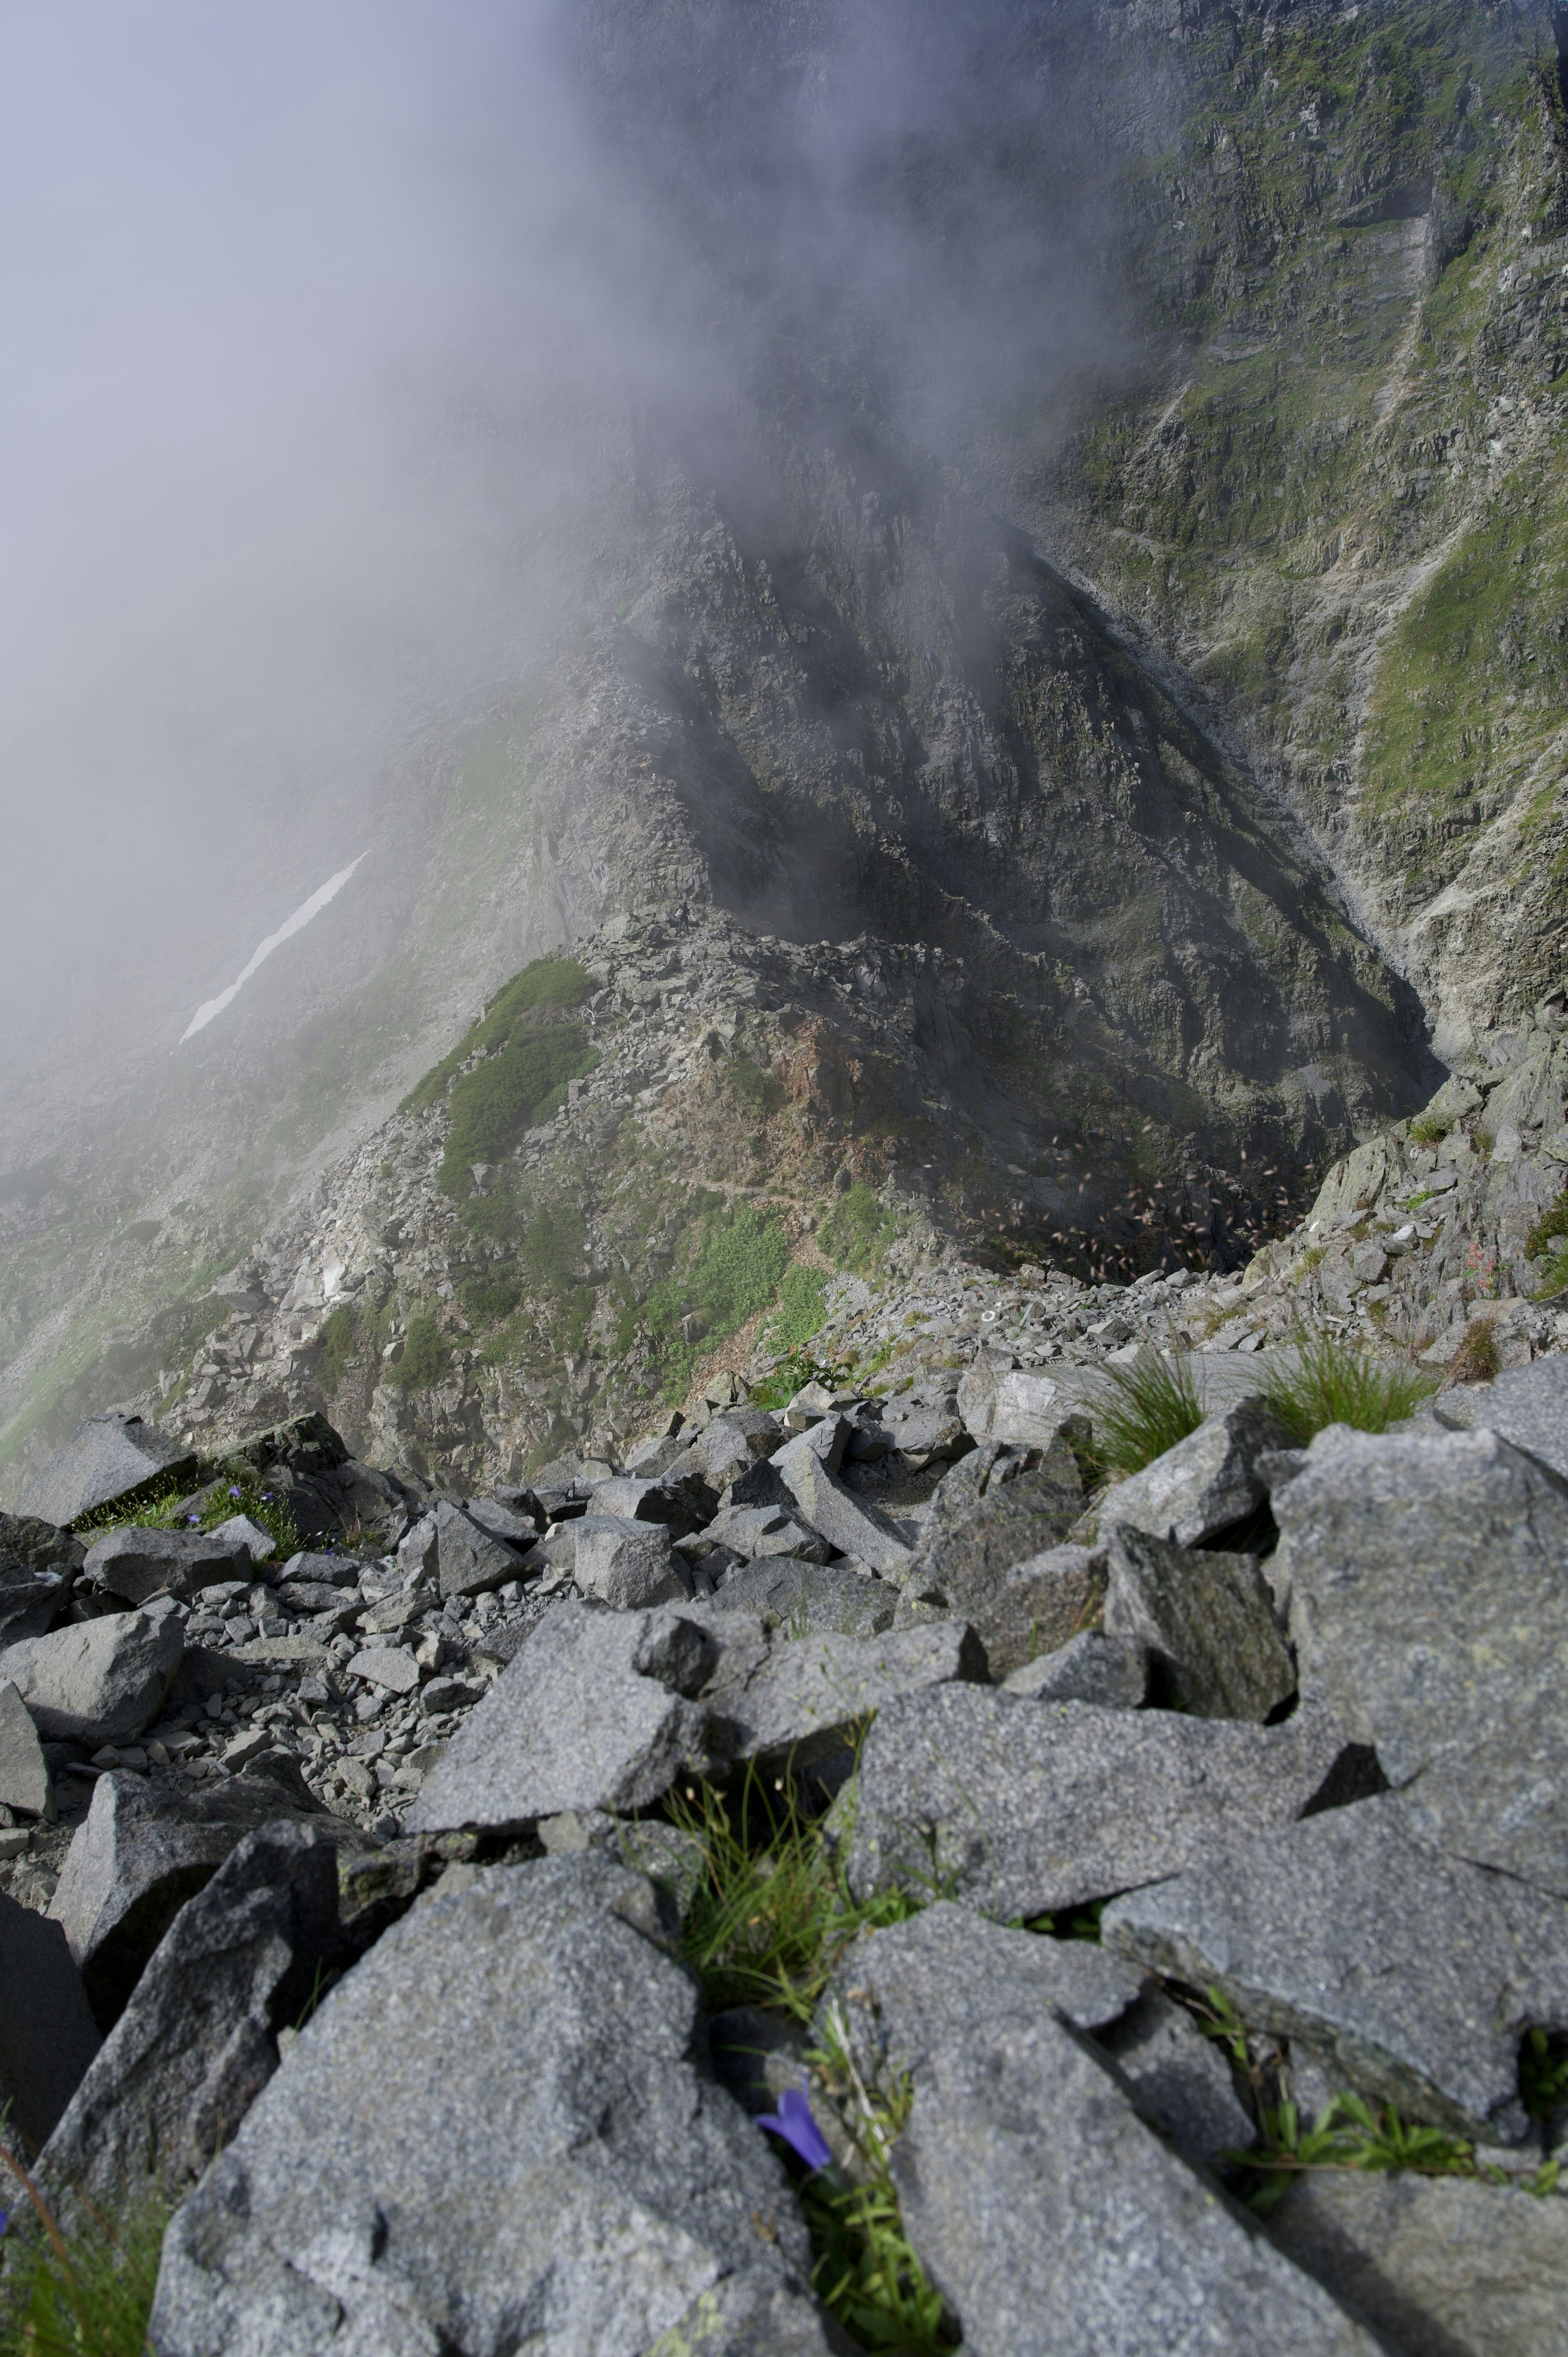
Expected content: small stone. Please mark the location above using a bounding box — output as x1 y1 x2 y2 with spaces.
419 1675 481 1715
1002 1630 1147 1708
345 1646 421 1696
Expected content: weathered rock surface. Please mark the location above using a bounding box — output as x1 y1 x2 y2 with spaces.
1268 2170 1568 2357
826 1906 1378 2357
432 1495 528 1599
1001 1630 1148 1708
708 1555 897 1634
149 1854 835 2357
19 1413 197 1530
82 1525 254 1606
705 1619 987 1773
0 1889 102 2154
773 1445 913 1576
845 1688 1352 1920
0 1675 55 1818
1433 1356 1568 1485
1097 1985 1256 2170
573 1512 691 1607
0 1510 81 1648
1275 1421 1568 1893
48 1771 340 2030
1 1597 185 1744
952 1541 1106 1680
1101 1796 1568 2144
43 1820 353 2218
406 1603 719 1833
1103 1525 1295 1722
1098 1401 1290 1548
956 1364 1082 1453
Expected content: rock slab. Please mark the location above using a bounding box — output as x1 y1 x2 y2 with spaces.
1 1597 185 1745
20 1413 197 1528
1103 1524 1294 1721
1096 1400 1289 1548
0 1889 102 2155
83 1526 254 1606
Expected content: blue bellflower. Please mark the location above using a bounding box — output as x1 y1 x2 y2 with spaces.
756 2081 832 2172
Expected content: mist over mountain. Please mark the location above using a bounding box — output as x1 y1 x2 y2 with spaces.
4 0 1566 1492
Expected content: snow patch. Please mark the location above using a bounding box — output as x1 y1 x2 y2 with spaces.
180 854 367 1042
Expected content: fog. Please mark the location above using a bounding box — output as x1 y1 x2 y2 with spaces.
0 0 1120 1107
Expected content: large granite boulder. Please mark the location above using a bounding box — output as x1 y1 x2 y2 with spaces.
19 1413 197 1529
1103 1524 1295 1721
1097 1400 1290 1548
82 1526 254 1606
0 1891 102 2154
1274 1420 1568 1894
149 1855 839 2357
1 1596 185 1745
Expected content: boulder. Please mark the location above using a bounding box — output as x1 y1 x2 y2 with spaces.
0 1510 82 1647
1268 2169 1568 2357
205 1513 276 1563
1001 1630 1147 1708
1 1597 184 1745
395 1511 439 1582
906 1440 1083 1610
405 1603 719 1834
957 1362 1084 1453
773 1445 915 1576
344 1645 421 1695
589 1475 709 1538
704 1503 834 1565
824 1905 1377 2357
944 1540 1104 1680
0 1677 55 1819
878 1400 971 1471
1274 1422 1568 1894
463 1494 541 1548
42 1820 352 2219
706 1619 987 1774
1434 1354 1568 1484
218 1411 349 1479
0 1891 102 2154
845 1688 1353 1920
1096 1400 1290 1548
149 1855 838 2357
573 1514 692 1608
82 1526 254 1606
1096 1986 1256 2170
18 1412 197 1529
1101 1795 1568 2145
708 1556 897 1635
433 1496 529 1599
47 1772 339 2031
1103 1525 1295 1721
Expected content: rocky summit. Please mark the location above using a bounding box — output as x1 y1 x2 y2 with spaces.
5 2 1568 2351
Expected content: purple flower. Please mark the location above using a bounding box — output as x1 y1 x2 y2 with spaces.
756 2082 832 2172
187 1515 201 1526
0 2207 8 2234
229 1485 241 1499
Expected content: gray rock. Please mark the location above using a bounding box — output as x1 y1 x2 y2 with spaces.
463 1495 540 1548
0 1510 82 1647
573 1514 692 1607
149 1854 835 2357
825 1905 1377 2357
709 1556 897 1635
344 1645 421 1695
1 1597 184 1745
0 1675 55 1817
1002 1630 1147 1708
957 1363 1084 1452
1268 2169 1568 2357
1275 1421 1568 1894
773 1445 914 1575
591 1474 712 1538
47 1773 347 2032
43 1820 350 2220
433 1495 529 1599
82 1525 254 1605
406 1603 719 1833
205 1513 276 1563
1103 1525 1295 1721
19 1412 198 1529
395 1511 438 1582
950 1540 1105 1680
1101 1795 1568 2144
1434 1354 1568 1484
0 1891 102 2154
704 1503 833 1565
878 1401 971 1470
707 1619 987 1774
1097 1986 1256 2169
831 1901 1145 2049
1096 1400 1290 1547
845 1688 1351 1920
904 1442 1084 1664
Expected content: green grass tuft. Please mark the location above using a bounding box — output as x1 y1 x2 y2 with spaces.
1443 1316 1501 1388
728 1055 785 1119
315 1304 358 1398
394 1312 451 1392
820 1184 896 1276
1092 1348 1205 1476
0 2154 167 2357
437 1026 597 1195
399 957 593 1118
1258 1331 1438 1443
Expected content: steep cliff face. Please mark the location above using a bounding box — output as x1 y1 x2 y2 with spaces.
3 0 1560 1494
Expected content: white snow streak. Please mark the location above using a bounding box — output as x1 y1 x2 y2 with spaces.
179 853 366 1042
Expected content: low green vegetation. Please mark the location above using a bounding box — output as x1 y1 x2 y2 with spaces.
458 1271 522 1325
1258 1331 1438 1443
400 958 594 1118
72 1469 304 1561
1092 1349 1205 1478
728 1054 784 1119
639 1198 794 1396
820 1184 896 1276
766 1264 831 1354
1407 1113 1452 1147
751 1345 853 1412
394 1311 451 1392
1526 1186 1568 1297
315 1304 358 1397
437 1025 597 1196
1445 1315 1502 1387
0 2162 167 2356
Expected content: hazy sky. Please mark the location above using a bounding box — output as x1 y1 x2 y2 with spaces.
0 0 1118 1094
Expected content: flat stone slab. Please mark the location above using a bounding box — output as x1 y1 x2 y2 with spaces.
1101 1795 1568 2144
1098 1399 1290 1548
705 1619 987 1772
406 1603 719 1834
1 1599 184 1746
707 1556 897 1634
1002 1630 1147 1708
83 1527 254 1606
344 1645 421 1695
1268 2169 1568 2357
824 1905 1379 2357
1103 1524 1294 1721
1274 1421 1568 1894
1435 1354 1568 1481
845 1687 1350 1920
150 1854 837 2357
773 1444 914 1575
20 1413 197 1529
